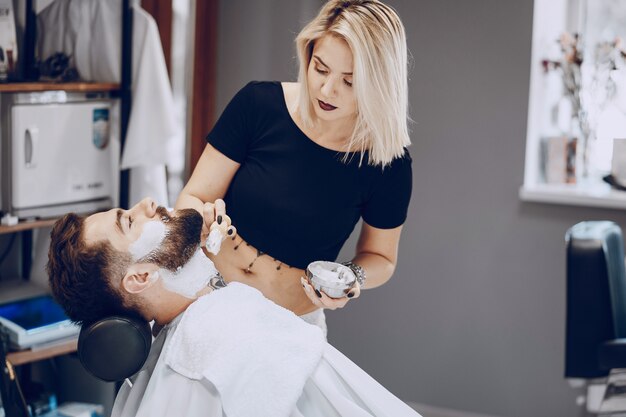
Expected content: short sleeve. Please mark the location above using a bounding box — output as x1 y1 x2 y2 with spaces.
206 82 257 163
361 150 413 229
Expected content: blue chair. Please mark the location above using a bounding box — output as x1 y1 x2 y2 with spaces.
566 221 626 414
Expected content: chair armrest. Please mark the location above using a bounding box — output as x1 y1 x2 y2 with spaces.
599 339 626 370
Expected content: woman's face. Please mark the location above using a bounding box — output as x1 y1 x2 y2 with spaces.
307 34 356 125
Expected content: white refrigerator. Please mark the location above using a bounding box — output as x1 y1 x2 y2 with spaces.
1 92 120 219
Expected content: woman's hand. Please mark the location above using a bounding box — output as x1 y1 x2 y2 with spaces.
200 199 237 247
300 276 361 310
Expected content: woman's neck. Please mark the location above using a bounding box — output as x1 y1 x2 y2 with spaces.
316 120 354 145
300 111 358 151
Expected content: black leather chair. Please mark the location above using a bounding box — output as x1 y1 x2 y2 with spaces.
566 221 626 414
78 316 152 382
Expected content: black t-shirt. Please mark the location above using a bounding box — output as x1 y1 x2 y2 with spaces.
207 81 412 269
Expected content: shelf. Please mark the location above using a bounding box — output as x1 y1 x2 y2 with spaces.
0 280 48 304
0 82 120 93
0 218 57 235
0 282 77 366
6 338 78 366
519 182 626 210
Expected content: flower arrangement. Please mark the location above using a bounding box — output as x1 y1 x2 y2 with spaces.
593 38 626 107
541 32 626 178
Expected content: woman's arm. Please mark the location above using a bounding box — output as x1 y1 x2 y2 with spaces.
301 222 404 310
175 143 241 213
351 222 403 289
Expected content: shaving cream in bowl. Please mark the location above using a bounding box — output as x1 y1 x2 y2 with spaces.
306 261 356 298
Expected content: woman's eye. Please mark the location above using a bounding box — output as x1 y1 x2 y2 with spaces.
315 67 328 75
129 216 133 229
344 79 353 87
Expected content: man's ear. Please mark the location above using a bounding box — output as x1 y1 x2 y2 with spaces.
122 263 160 294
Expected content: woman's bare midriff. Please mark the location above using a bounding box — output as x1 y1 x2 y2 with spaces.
207 236 318 316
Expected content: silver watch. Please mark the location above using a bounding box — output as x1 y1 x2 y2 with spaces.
342 261 366 288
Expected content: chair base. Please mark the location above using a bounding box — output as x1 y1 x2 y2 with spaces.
585 369 626 415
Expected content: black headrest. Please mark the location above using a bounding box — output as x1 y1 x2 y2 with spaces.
78 316 152 382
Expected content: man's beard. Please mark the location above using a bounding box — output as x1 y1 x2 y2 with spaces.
140 207 203 271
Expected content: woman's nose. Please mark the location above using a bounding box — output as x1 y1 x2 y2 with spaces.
320 78 337 98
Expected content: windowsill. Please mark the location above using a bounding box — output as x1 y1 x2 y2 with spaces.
519 182 626 210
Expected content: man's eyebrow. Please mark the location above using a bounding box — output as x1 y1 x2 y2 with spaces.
313 55 352 75
116 209 124 235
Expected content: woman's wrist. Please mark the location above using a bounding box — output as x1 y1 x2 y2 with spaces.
342 261 367 289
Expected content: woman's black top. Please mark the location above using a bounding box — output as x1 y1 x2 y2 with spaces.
206 81 412 270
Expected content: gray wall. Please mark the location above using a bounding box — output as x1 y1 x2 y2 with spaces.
216 1 626 416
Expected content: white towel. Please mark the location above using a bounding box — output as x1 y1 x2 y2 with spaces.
164 282 325 417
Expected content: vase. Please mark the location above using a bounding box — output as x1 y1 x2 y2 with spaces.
572 111 594 184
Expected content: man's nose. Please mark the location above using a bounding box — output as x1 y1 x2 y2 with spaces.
138 197 157 217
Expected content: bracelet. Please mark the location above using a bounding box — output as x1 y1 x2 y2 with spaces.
342 261 367 288
208 272 228 290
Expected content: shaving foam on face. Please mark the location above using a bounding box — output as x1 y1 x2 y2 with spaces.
205 228 223 255
129 221 167 261
156 249 219 299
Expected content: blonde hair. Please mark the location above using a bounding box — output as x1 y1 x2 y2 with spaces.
295 0 410 166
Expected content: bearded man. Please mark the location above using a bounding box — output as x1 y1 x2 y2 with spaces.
46 198 420 417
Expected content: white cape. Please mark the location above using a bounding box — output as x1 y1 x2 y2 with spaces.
111 284 421 417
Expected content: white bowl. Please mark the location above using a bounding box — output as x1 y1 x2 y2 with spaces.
306 261 355 298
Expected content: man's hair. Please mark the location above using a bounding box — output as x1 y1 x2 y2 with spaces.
46 213 142 325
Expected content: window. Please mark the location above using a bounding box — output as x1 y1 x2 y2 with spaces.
521 0 626 209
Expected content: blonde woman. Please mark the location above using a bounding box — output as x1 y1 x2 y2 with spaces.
176 0 412 334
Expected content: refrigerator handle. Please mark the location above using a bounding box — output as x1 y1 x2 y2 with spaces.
25 127 39 168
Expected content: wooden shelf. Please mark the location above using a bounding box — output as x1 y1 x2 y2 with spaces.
0 218 57 235
0 281 48 305
0 82 120 93
6 338 78 366
0 282 77 366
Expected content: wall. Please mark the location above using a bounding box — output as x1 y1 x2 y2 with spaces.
216 1 626 416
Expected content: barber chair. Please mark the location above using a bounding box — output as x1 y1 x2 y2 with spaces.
78 316 151 382
565 221 626 414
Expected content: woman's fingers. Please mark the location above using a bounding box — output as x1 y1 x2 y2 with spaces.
301 277 324 308
214 199 226 225
210 213 232 238
220 214 232 229
346 281 361 299
319 291 350 309
204 200 235 238
300 277 352 310
202 202 216 229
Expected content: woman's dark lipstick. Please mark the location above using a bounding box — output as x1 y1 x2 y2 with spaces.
318 100 337 111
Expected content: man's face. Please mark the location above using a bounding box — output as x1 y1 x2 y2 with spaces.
84 198 203 271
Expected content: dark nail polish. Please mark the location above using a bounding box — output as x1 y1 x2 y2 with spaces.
347 292 354 298
232 236 236 241
217 215 222 225
227 228 233 235
314 289 322 298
